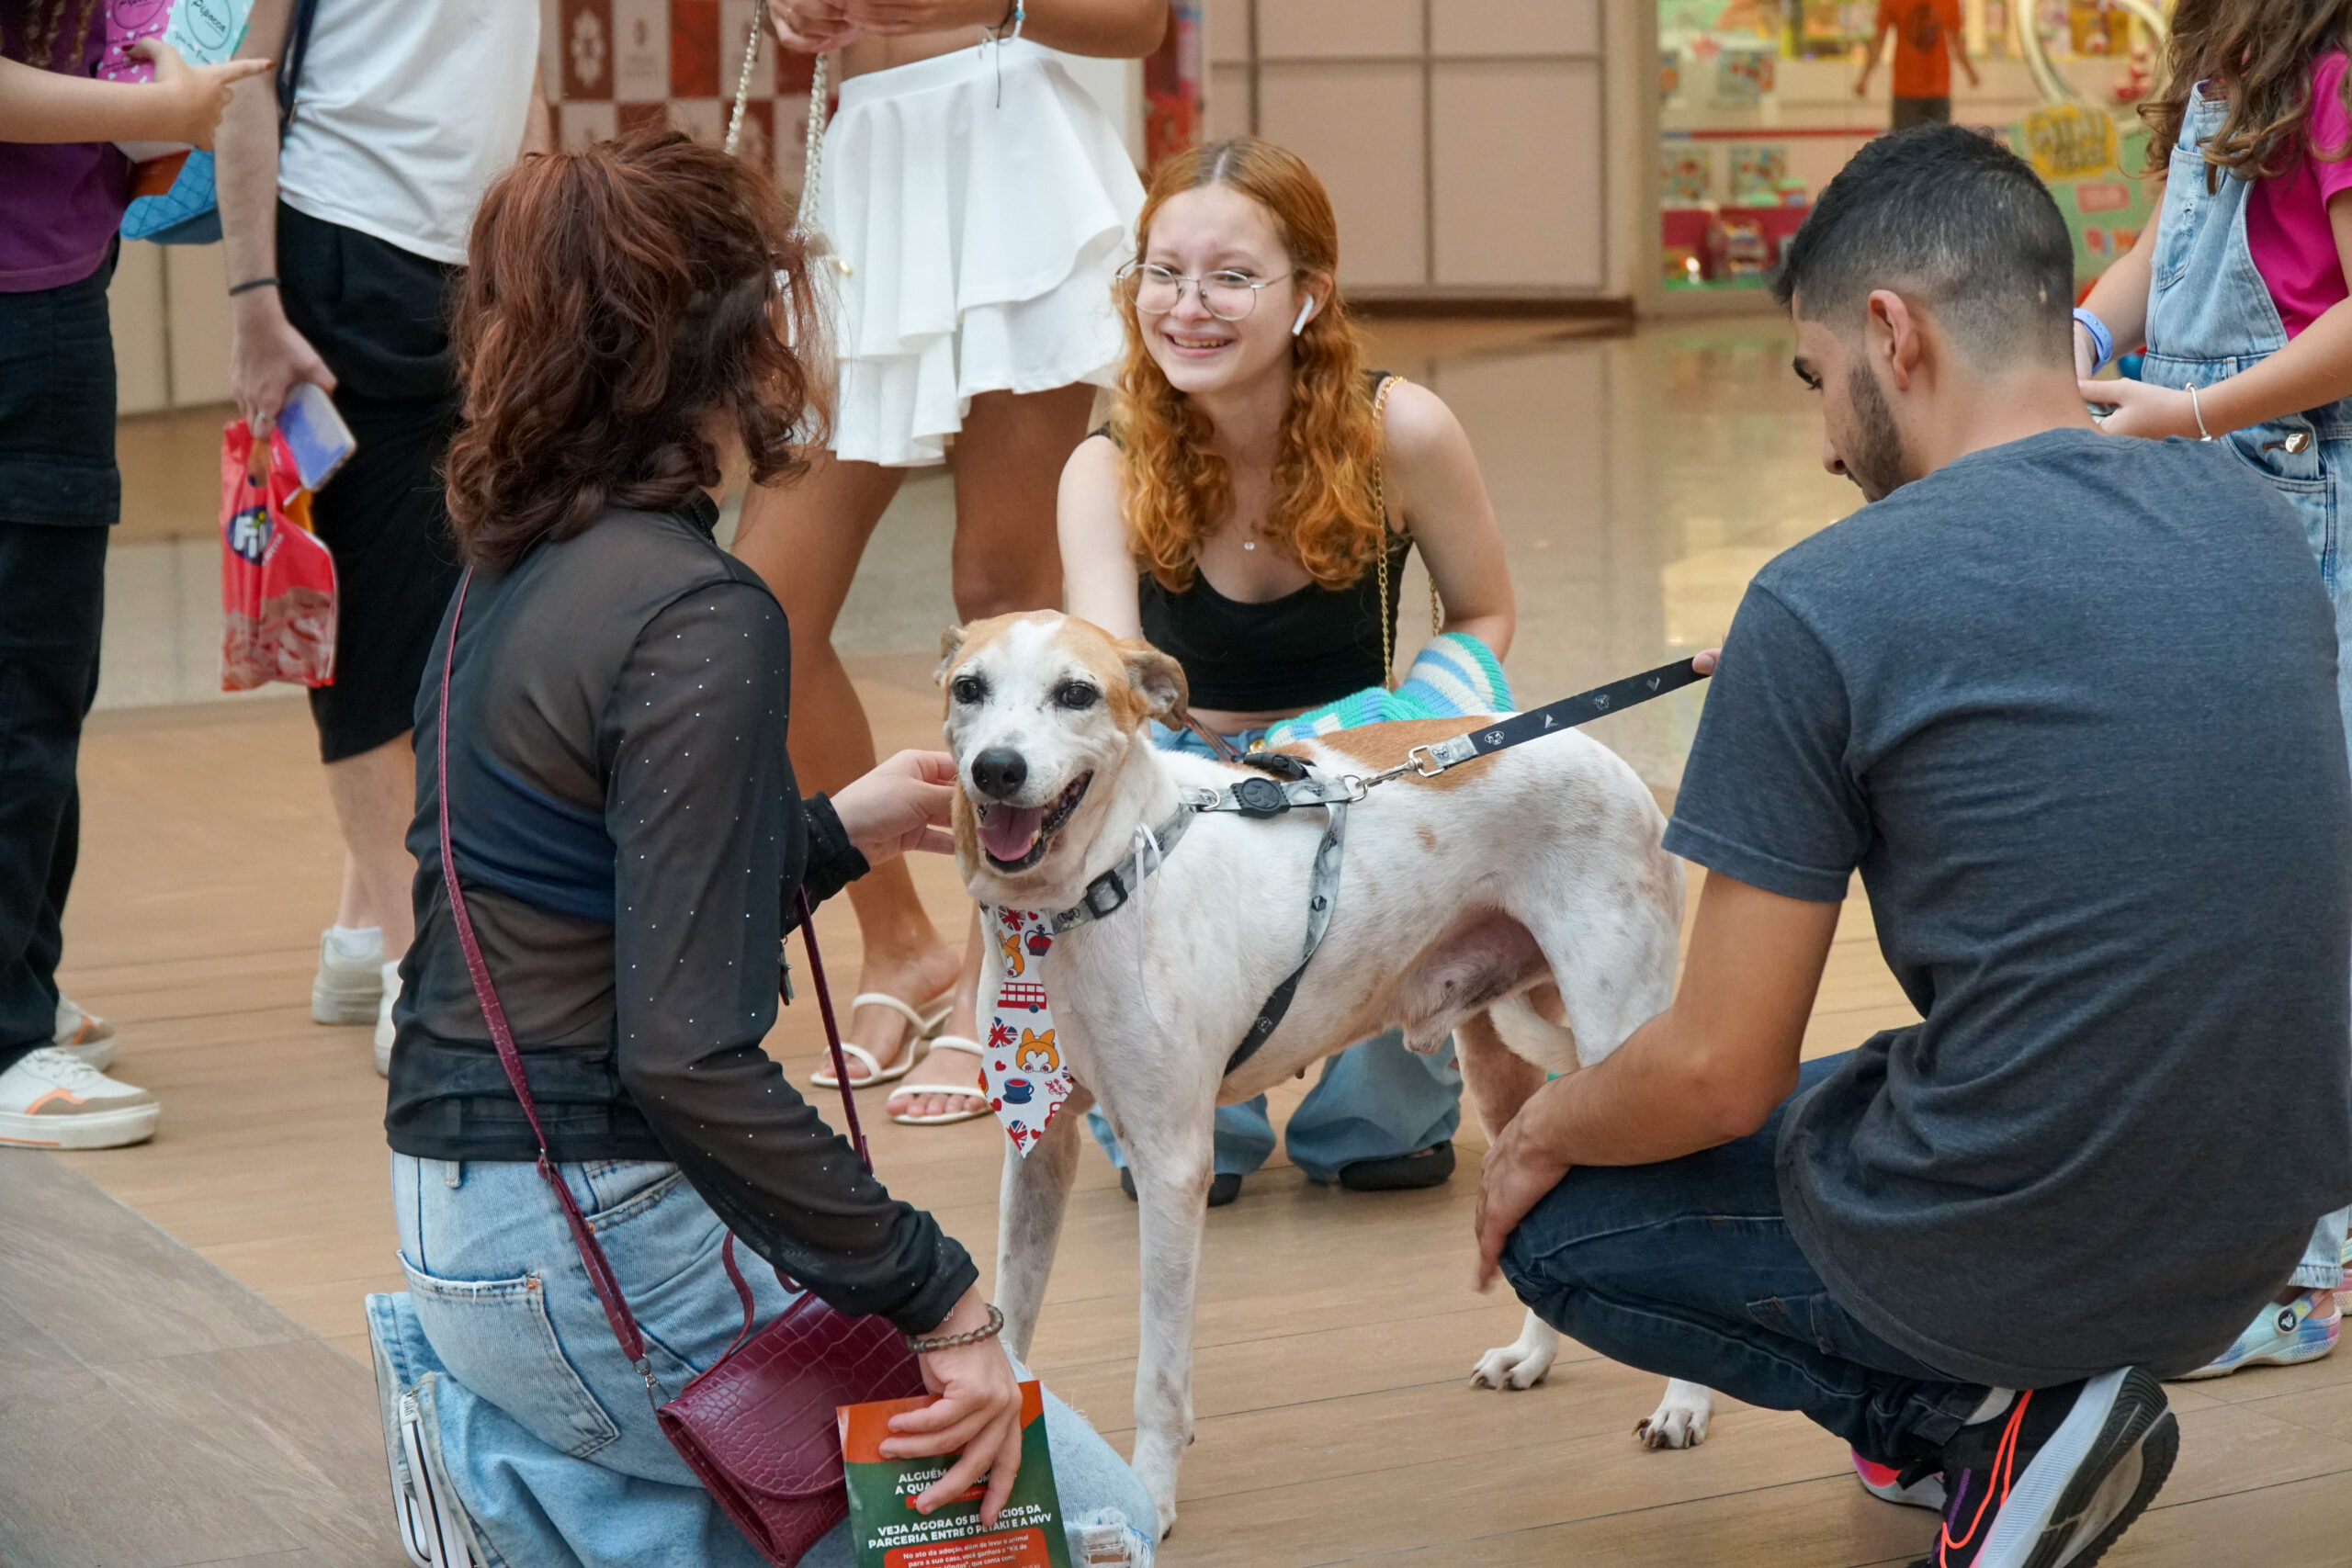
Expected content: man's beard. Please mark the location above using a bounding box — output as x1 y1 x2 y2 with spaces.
1843 361 1908 502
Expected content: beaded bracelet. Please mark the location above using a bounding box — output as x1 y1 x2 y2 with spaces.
905 1302 1005 1354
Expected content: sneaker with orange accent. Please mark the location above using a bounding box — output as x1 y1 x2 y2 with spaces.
51 995 117 1072
0 1046 160 1149
1854 1449 1947 1511
1914 1368 2177 1568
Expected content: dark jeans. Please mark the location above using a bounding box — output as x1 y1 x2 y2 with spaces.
0 525 107 1073
1499 1053 1986 1467
0 262 116 1075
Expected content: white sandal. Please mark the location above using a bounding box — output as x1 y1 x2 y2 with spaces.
808 991 952 1089
889 1036 993 1126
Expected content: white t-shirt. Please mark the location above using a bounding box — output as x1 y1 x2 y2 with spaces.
277 0 539 266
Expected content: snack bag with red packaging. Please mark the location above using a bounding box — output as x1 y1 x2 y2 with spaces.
219 417 338 690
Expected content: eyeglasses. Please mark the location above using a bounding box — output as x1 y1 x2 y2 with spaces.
1116 261 1289 321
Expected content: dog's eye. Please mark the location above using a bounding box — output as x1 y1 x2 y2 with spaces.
1055 682 1100 710
951 675 986 705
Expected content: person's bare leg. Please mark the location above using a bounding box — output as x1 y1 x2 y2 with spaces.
891 383 1094 1120
334 852 375 931
324 736 417 959
733 450 962 1080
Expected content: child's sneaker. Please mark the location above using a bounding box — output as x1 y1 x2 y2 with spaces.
1913 1368 2175 1568
0 1046 160 1148
51 996 116 1071
1853 1450 1947 1510
2173 1287 2340 1381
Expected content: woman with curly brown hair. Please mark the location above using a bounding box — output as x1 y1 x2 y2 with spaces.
2075 0 2352 1381
363 128 1155 1567
1000 136 1512 1200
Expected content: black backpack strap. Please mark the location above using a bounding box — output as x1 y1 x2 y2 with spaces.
277 0 322 138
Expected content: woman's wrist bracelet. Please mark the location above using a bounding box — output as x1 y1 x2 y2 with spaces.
2187 382 2215 442
906 1302 1004 1354
229 276 280 298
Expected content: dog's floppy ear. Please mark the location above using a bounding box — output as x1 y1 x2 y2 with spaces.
935 625 968 687
1117 639 1189 726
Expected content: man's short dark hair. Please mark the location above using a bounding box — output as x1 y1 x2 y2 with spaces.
1771 124 2075 367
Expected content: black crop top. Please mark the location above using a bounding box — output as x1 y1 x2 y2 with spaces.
1128 373 1410 713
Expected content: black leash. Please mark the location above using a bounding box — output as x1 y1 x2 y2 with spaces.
1370 655 1713 787
1046 655 1713 1079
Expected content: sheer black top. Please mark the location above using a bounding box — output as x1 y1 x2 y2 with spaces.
384 496 975 1335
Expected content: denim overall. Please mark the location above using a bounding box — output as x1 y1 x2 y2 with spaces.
2143 83 2352 1289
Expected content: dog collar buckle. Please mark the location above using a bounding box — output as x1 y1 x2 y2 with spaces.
1081 874 1129 919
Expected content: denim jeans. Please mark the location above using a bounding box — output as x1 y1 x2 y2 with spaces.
1083 719 1464 1181
2143 83 2352 1292
1499 1055 1985 1467
373 1154 1156 1567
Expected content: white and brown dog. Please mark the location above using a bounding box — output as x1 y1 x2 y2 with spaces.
939 611 1714 1536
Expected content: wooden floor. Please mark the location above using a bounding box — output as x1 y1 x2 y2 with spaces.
28 657 2352 1566
0 1154 392 1565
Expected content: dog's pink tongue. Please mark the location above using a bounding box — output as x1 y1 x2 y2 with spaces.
980 805 1045 862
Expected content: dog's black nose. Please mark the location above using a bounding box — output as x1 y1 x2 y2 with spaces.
971 747 1028 800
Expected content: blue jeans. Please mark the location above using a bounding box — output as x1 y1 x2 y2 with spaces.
1084 720 1464 1181
1500 1055 1985 1468
372 1154 1155 1568
2143 83 2352 1291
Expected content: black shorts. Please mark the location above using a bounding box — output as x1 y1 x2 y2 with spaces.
1890 96 1952 132
277 204 465 763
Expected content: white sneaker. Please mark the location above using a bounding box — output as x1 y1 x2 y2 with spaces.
375 959 401 1078
315 927 388 1025
51 995 118 1072
0 1046 160 1149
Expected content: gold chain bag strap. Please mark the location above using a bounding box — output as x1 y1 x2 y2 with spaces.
1370 374 1445 689
727 17 849 274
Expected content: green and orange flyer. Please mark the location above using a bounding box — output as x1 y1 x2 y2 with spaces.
839 1380 1073 1568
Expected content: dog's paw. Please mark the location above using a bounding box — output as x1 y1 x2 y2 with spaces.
1633 1396 1712 1450
1471 1311 1560 1391
1469 1340 1554 1391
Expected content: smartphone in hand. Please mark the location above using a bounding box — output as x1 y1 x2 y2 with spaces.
277 381 357 491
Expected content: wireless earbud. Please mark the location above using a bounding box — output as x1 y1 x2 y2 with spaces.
1291 296 1316 336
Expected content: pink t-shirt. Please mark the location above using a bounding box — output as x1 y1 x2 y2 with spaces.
2246 50 2352 338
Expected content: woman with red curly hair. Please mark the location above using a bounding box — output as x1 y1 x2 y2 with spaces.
365 129 1156 1567
1004 136 1511 1201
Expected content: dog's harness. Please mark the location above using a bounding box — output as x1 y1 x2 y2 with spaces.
1045 656 1713 1079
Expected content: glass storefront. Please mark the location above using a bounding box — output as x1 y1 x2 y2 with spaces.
1659 0 2160 296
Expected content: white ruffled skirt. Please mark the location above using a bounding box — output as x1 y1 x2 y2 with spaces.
815 39 1143 468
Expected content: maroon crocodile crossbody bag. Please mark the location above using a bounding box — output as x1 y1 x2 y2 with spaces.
435 571 925 1565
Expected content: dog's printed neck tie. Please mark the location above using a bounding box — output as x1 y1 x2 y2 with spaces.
986 908 1075 1156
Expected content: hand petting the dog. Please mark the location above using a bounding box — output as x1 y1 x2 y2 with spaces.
830 749 957 863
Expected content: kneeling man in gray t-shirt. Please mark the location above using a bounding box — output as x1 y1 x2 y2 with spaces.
1476 124 2352 1568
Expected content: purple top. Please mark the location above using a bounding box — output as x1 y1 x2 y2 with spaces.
1 11 133 293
